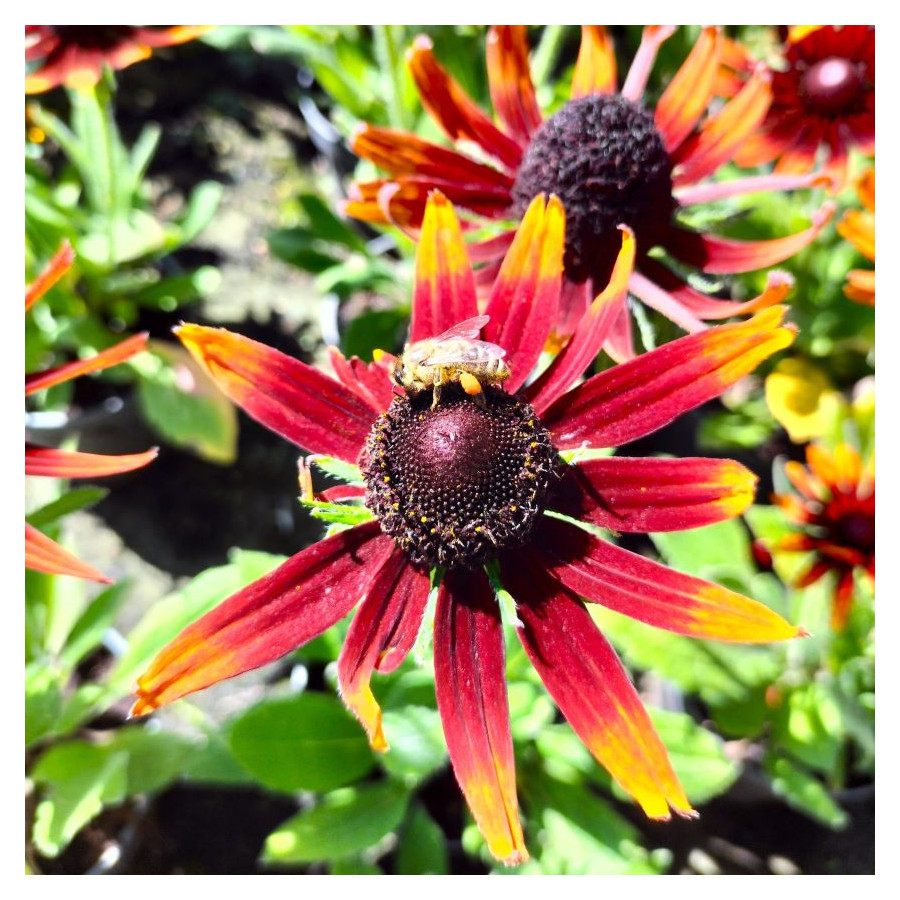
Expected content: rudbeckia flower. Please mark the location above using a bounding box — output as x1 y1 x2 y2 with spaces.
770 443 874 630
24 25 212 94
723 26 873 190
133 193 803 865
837 167 875 305
346 25 833 359
25 242 157 582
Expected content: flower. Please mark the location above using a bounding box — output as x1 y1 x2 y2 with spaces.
25 25 212 94
764 357 843 443
132 193 802 865
25 242 157 582
837 167 875 305
770 443 874 630
345 25 834 358
724 26 874 189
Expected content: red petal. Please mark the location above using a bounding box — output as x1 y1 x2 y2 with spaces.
627 270 707 335
25 333 149 397
434 568 527 865
486 26 543 144
338 547 430 751
318 484 367 503
25 522 111 584
602 295 637 363
407 35 523 170
534 517 802 642
571 26 617 98
328 347 395 414
132 522 392 716
654 26 721 152
502 557 694 819
543 307 797 451
621 25 676 101
674 171 834 206
175 325 375 463
410 192 479 342
483 194 563 392
553 456 757 532
25 444 158 479
25 241 74 311
527 227 635 414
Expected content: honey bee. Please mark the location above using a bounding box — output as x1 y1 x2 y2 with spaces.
390 315 510 407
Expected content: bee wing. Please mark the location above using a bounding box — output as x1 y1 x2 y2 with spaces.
421 339 507 366
432 315 490 342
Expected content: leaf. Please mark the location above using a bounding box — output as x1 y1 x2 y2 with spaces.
296 194 368 252
60 581 130 669
229 692 376 793
267 228 342 273
650 518 755 583
771 683 844 773
176 181 224 245
25 487 109 529
341 309 408 360
310 456 364 484
647 709 739 804
395 805 448 874
25 663 63 748
135 341 238 464
765 756 849 829
262 781 410 865
380 706 447 781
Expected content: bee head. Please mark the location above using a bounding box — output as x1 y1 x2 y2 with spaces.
390 357 408 388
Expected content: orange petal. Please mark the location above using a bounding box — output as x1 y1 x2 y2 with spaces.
25 241 74 311
571 26 617 98
25 522 111 584
486 26 543 143
837 210 875 261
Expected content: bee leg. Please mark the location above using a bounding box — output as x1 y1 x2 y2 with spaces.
460 372 486 408
432 371 443 408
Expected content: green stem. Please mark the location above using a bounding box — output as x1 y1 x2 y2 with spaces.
373 25 409 130
531 25 568 88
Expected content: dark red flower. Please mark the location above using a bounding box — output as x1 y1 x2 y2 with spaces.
724 26 874 190
132 193 802 864
770 443 874 630
25 242 157 582
345 26 833 358
25 25 212 94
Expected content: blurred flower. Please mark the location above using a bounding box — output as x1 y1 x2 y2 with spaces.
765 357 844 443
25 242 157 582
723 26 873 189
25 25 212 94
133 193 802 864
837 168 875 305
346 25 834 358
771 444 874 630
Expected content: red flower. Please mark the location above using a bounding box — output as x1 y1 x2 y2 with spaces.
770 443 874 630
132 193 802 864
837 167 875 305
725 26 874 190
345 26 834 358
25 242 157 582
25 25 212 94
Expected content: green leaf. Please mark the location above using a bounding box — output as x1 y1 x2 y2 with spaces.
310 456 364 484
25 487 109 529
296 194 368 252
302 499 375 527
380 706 447 781
135 341 238 464
648 709 739 804
650 518 755 583
771 683 844 773
262 781 410 865
60 581 130 669
267 228 342 273
395 805 448 874
25 663 63 748
229 692 376 793
341 309 408 360
765 756 849 829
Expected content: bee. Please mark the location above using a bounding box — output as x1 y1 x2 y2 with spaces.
390 315 510 408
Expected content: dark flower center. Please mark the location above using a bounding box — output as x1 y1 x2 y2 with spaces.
511 94 675 285
799 58 865 116
362 385 561 569
837 511 875 552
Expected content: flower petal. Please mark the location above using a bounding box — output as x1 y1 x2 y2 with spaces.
487 26 543 144
528 227 635 414
602 295 636 363
483 194 563 392
553 456 757 532
654 26 721 152
175 325 375 463
621 25 676 101
434 567 527 865
845 269 875 306
407 35 523 170
410 192 479 342
328 347 395 414
674 171 834 206
535 517 802 642
25 241 74 311
132 521 392 716
25 333 148 396
25 522 111 583
502 556 694 819
337 547 430 751
837 210 875 261
571 26 617 98
627 270 707 335
25 444 158 478
543 307 796 450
